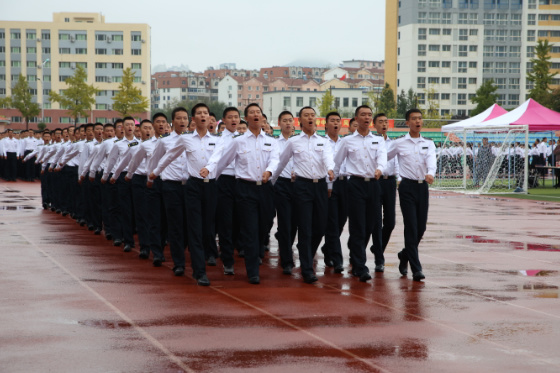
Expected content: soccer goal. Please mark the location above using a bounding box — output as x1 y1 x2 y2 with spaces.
432 125 529 194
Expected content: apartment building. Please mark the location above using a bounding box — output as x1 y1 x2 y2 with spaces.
0 12 150 127
386 0 560 117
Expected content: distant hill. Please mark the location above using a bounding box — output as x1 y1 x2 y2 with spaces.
152 64 190 73
283 58 334 68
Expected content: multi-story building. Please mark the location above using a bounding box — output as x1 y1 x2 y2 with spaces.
342 59 385 69
259 66 326 81
0 12 150 128
386 0 560 117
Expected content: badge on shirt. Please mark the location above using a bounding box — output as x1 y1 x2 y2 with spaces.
209 143 216 146
317 143 324 146
264 143 271 146
128 142 139 148
422 146 428 150
372 141 378 145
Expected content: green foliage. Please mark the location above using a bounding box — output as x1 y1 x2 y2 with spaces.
112 68 149 116
0 96 12 108
6 74 41 130
368 83 396 117
317 89 335 117
396 88 419 118
37 122 47 131
527 39 555 106
49 65 97 124
470 79 499 115
424 87 440 119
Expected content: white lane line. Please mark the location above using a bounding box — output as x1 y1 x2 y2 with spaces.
17 231 196 373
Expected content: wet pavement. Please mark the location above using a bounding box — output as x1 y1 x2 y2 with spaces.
1 180 559 373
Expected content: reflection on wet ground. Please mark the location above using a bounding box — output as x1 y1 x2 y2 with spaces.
456 234 560 252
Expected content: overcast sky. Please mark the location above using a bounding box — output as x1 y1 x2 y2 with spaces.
2 0 386 72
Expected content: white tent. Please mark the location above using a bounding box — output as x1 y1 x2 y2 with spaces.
441 104 508 132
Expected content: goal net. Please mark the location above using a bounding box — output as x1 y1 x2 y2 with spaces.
432 125 529 194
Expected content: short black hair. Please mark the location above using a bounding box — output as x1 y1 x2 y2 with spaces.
140 119 152 127
84 123 94 131
244 103 262 117
172 107 188 120
93 122 104 130
152 112 168 122
209 112 216 119
191 103 209 117
122 116 135 124
298 106 315 118
103 123 115 130
7 129 13 132
326 111 341 122
349 118 356 125
278 110 293 122
239 119 248 125
222 107 239 118
42 130 51 135
262 113 267 120
53 128 62 134
405 108 422 121
373 113 387 123
114 119 124 126
354 105 372 117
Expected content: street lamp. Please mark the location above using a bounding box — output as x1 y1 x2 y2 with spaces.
40 58 50 122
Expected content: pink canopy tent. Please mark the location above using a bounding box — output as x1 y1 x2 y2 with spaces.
441 104 507 131
478 99 560 131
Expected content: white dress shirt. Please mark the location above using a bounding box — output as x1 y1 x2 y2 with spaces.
217 128 237 176
146 132 186 182
206 130 279 182
103 137 139 181
88 138 116 178
275 135 294 179
126 137 157 178
387 133 436 180
334 131 387 178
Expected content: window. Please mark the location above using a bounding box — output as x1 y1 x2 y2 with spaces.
441 93 451 100
511 13 522 25
483 13 495 24
428 61 440 68
509 78 520 90
459 45 468 57
75 48 87 54
112 63 123 69
428 77 440 84
11 32 21 39
496 46 507 57
442 44 451 52
0 61 4 67
418 12 427 23
283 97 291 107
27 75 37 82
59 48 71 54
527 46 535 58
96 34 106 41
59 75 71 82
442 28 451 35
468 78 477 85
509 62 520 73
509 46 520 58
496 29 507 42
508 94 520 106
295 97 304 106
112 34 123 41
483 45 494 57
11 61 22 67
417 61 426 72
131 34 142 42
0 32 4 39
496 62 507 73
469 28 478 36
310 97 317 107
95 48 107 55
429 44 440 51
42 47 51 54
133 76 141 83
26 47 37 54
458 13 468 24
59 62 71 68
469 45 478 53
131 63 141 69
76 34 87 41
458 94 467 105
469 61 477 68
131 49 141 55
428 12 440 24
95 62 107 69
27 61 37 68
26 32 36 40
496 13 508 25
495 78 506 89
442 61 451 68
418 28 427 40
59 33 70 40
458 61 467 73
459 29 468 40
76 62 87 69
41 32 50 40
11 47 21 54
442 77 451 85
343 97 349 107
429 28 440 35
112 49 123 55
510 30 521 41
418 44 426 56
417 77 426 89
352 98 358 107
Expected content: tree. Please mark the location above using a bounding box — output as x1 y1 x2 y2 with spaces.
527 39 555 106
159 97 228 121
37 122 47 131
5 74 41 130
49 65 97 125
470 79 499 116
369 83 396 117
406 88 419 110
396 88 418 118
317 89 335 117
112 68 149 116
424 87 440 119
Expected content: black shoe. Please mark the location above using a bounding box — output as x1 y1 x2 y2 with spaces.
397 251 408 276
94 228 102 235
321 246 333 267
61 211 69 217
173 267 185 276
282 264 293 275
42 203 48 210
87 225 95 231
197 274 210 286
113 239 123 247
105 234 113 241
374 264 385 273
153 258 162 267
248 276 260 284
50 207 56 212
413 271 425 281
238 250 245 258
123 244 132 252
334 264 344 274
259 258 263 265
55 209 62 214
139 250 149 259
360 272 372 282
303 275 318 284
207 256 217 266
79 219 86 227
224 265 234 275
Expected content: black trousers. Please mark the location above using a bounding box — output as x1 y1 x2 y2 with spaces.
61 166 78 213
319 178 346 267
5 152 17 181
132 174 150 252
146 177 166 260
185 178 218 278
117 173 135 246
217 175 239 267
24 150 35 180
294 178 328 278
236 179 275 278
101 175 113 237
370 177 397 255
273 177 297 269
347 177 383 275
398 179 429 274
91 173 103 230
162 180 187 269
40 168 50 205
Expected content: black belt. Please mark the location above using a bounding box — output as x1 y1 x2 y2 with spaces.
296 177 326 183
381 175 396 180
189 177 215 183
237 178 266 186
277 177 294 183
163 180 183 185
133 174 147 180
219 174 236 180
401 177 426 184
349 176 377 182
